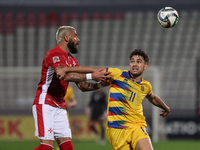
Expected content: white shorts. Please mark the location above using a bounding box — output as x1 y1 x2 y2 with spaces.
32 104 72 140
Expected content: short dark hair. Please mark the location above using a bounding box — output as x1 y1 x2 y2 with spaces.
130 49 150 64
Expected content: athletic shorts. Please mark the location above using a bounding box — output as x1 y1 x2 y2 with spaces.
32 104 72 140
106 125 150 150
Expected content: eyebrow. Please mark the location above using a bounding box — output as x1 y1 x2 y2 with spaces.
131 57 142 60
130 58 143 62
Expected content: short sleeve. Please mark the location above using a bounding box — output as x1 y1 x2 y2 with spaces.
107 68 122 79
46 52 67 69
147 83 153 96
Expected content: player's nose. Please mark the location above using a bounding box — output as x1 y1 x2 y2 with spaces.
77 37 80 42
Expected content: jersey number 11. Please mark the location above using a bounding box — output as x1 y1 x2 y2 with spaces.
129 92 136 102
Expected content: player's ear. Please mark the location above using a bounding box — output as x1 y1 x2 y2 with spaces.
64 35 69 42
144 64 149 70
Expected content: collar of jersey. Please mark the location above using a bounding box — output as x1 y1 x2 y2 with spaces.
128 71 142 84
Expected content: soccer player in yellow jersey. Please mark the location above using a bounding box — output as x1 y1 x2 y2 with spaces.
103 49 170 150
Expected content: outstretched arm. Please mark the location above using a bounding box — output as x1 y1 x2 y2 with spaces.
55 66 111 82
75 81 101 92
55 65 100 74
75 77 111 92
76 68 111 92
146 92 170 117
55 66 105 78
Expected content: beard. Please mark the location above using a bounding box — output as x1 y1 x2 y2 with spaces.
129 70 142 78
67 39 78 54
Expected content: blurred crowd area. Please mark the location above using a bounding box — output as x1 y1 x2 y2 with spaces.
0 2 200 119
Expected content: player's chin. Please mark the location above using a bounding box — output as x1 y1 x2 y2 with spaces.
131 71 140 76
132 71 138 74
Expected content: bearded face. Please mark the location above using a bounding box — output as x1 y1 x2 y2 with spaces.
67 39 78 54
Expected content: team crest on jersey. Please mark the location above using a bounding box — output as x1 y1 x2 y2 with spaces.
141 85 145 92
53 56 60 63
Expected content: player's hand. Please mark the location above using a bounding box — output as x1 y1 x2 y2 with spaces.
92 68 112 81
160 106 170 118
55 66 68 80
101 79 111 87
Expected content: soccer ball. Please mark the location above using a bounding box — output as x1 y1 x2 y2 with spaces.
157 7 179 28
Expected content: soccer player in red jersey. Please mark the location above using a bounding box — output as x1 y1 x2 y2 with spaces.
32 26 111 150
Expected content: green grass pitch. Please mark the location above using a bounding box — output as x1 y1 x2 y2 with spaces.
0 140 200 150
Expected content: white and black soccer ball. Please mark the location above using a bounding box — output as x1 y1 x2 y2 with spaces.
157 7 179 28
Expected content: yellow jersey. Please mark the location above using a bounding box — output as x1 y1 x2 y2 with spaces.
64 86 74 103
106 68 152 129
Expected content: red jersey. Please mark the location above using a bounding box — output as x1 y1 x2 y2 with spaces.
33 46 79 108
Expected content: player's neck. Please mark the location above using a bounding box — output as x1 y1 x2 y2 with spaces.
129 71 142 82
58 44 70 54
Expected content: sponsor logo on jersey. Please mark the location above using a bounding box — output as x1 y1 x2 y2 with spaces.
53 56 60 63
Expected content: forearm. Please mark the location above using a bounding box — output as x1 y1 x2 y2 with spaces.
55 66 98 77
76 81 102 92
66 98 77 109
57 66 111 82
152 95 169 110
151 95 170 117
63 72 87 82
68 66 99 73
